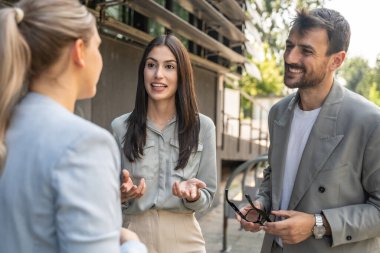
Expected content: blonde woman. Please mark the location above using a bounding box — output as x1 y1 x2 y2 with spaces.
112 34 217 253
0 1 146 252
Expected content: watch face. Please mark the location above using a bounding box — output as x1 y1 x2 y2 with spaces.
313 225 326 238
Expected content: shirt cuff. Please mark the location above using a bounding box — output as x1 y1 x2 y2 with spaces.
120 240 148 253
183 190 208 211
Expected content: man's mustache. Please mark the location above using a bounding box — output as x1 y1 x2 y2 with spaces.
285 63 306 71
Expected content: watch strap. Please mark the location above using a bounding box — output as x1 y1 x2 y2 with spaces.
315 213 323 226
313 213 326 239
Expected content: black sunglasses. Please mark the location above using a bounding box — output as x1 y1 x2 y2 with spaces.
225 188 271 225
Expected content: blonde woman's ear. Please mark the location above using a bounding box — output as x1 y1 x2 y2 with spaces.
71 39 86 67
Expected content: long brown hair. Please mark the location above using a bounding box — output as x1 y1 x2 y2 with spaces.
123 34 200 170
0 0 94 171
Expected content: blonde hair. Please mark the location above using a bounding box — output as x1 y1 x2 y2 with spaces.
0 0 95 171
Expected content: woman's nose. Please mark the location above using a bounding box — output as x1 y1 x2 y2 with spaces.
154 65 164 78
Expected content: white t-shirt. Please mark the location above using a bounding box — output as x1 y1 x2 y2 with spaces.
280 105 321 210
277 104 321 247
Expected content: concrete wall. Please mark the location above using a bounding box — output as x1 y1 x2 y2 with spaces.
93 38 143 129
193 66 217 122
75 36 142 128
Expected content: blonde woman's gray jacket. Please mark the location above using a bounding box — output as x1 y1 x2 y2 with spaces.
0 92 147 253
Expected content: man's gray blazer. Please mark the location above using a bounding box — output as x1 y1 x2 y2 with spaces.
256 82 380 253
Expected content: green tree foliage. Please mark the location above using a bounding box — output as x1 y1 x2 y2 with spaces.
338 57 370 92
374 57 380 89
241 0 327 99
338 56 380 106
249 0 326 57
240 44 283 118
368 82 380 106
240 44 283 97
241 0 333 116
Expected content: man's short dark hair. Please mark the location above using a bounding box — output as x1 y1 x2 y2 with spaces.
291 8 351 55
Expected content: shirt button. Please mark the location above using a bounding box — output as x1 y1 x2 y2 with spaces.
318 186 326 193
346 235 352 241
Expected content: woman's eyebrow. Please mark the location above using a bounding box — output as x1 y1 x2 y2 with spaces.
146 57 177 63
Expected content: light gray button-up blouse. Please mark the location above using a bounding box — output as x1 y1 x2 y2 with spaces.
111 113 217 214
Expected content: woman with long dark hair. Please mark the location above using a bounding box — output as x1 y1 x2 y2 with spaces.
112 34 217 253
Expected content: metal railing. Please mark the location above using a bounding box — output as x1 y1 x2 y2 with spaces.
221 107 269 154
221 87 272 154
221 154 269 252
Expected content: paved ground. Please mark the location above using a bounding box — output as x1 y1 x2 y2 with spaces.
198 194 265 253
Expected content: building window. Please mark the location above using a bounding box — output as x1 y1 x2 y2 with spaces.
148 19 166 37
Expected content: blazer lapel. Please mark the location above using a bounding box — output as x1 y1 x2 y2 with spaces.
271 95 298 210
288 82 345 210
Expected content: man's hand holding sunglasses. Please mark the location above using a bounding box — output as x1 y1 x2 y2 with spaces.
237 201 266 232
225 189 271 232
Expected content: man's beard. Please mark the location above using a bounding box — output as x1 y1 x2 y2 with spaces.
284 63 326 89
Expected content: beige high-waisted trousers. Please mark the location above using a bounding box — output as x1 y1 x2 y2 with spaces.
123 209 206 253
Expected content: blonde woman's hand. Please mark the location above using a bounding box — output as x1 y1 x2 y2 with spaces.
172 178 206 202
120 228 140 244
120 169 146 203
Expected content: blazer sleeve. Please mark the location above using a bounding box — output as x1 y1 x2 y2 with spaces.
323 121 380 247
52 129 123 253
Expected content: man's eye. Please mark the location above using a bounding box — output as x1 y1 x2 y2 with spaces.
303 49 313 55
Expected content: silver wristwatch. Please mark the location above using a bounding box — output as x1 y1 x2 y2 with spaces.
312 214 326 239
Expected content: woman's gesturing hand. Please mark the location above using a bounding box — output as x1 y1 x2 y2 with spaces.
172 178 207 202
120 169 146 203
